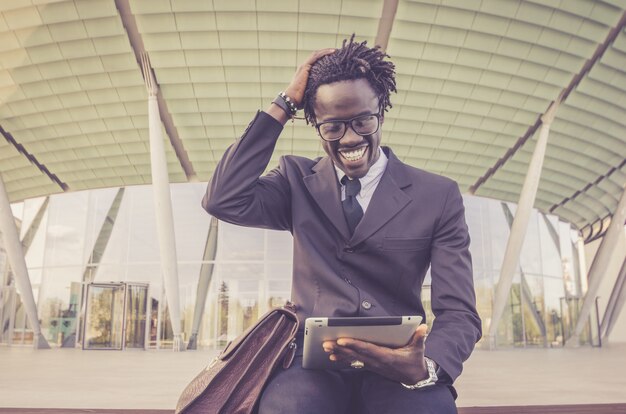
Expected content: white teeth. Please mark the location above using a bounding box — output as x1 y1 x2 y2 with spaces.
340 147 367 162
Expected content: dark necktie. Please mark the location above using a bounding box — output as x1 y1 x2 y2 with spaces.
341 176 364 234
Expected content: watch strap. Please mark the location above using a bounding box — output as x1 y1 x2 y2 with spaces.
401 357 438 390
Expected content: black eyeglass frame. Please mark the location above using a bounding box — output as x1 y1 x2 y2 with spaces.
315 112 382 142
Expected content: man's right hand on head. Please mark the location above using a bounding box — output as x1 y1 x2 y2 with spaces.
284 48 336 108
266 48 335 125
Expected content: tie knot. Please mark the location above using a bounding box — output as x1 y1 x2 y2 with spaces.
342 176 361 197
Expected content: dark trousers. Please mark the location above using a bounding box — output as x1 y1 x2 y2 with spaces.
258 356 457 414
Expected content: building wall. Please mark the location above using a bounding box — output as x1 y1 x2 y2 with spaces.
0 183 591 350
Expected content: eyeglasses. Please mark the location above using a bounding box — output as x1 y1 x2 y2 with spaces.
315 113 381 142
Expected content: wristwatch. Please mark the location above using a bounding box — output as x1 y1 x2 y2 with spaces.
401 357 438 390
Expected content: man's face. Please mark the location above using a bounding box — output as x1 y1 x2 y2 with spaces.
313 78 382 179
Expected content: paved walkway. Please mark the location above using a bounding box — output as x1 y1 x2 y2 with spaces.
455 343 626 407
0 343 625 410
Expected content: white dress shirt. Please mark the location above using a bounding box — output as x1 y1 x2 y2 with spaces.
334 147 388 213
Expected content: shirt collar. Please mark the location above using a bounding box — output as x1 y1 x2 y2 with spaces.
334 147 388 188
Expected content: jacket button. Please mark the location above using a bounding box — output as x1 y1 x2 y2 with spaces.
361 300 372 310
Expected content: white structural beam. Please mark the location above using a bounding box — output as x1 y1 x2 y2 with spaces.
487 100 560 347
374 0 399 52
142 54 184 351
0 174 50 349
567 186 626 347
601 256 626 341
115 0 197 182
187 217 218 350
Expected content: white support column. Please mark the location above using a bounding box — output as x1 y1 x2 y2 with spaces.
0 174 49 349
487 100 560 348
142 54 184 351
601 256 626 341
567 186 626 347
187 217 218 350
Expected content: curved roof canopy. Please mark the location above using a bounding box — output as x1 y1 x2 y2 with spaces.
1 0 625 241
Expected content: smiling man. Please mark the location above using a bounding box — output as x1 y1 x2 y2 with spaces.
203 37 481 414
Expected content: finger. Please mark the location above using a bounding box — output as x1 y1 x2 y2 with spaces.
322 340 336 353
328 353 353 369
406 324 429 348
327 342 356 361
305 48 336 65
297 49 336 75
331 343 389 372
334 338 391 369
329 346 362 363
336 337 384 357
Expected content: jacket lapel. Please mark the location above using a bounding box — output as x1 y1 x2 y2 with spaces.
303 157 351 240
350 148 412 246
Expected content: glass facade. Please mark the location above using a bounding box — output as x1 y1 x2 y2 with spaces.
0 183 591 350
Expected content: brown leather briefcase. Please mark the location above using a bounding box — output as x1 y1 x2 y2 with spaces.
175 302 299 414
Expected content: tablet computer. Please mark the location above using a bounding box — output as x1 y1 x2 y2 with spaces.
302 315 422 370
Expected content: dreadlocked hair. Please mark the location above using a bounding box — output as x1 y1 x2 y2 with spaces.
303 35 397 126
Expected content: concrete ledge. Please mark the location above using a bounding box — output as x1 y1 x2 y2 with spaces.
1 344 625 409
0 411 171 414
459 404 626 413
2 405 626 414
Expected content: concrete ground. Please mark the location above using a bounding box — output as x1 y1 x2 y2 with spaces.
0 343 625 410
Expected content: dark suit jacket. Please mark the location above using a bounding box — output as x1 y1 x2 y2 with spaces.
203 111 481 383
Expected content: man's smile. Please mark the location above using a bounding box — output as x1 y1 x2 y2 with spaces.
339 145 368 162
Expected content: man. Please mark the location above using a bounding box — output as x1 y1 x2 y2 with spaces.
203 37 481 413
